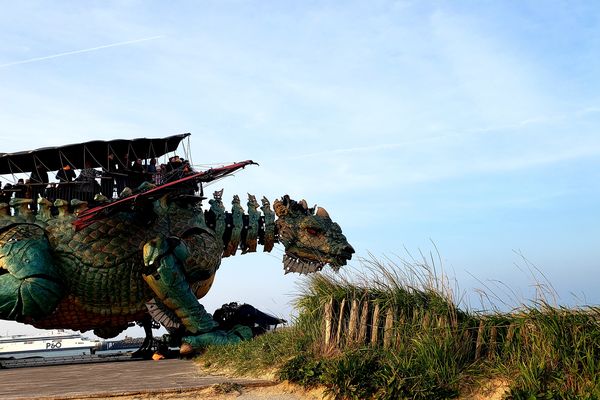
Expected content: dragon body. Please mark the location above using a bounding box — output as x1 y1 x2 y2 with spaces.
0 175 353 353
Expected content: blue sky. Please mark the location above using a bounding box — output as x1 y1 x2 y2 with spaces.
1 1 599 336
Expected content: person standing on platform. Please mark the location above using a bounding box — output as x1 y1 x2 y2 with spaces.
56 165 76 182
77 161 101 201
128 158 145 189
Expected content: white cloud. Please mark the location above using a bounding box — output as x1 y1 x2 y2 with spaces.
0 36 164 69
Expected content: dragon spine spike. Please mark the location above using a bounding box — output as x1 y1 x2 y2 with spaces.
261 198 276 252
38 197 52 206
224 194 244 257
71 199 88 216
36 197 54 222
54 199 70 217
206 194 277 258
244 194 260 253
94 193 110 203
10 198 33 219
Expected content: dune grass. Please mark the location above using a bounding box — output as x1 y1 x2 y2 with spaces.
200 326 305 376
200 255 600 399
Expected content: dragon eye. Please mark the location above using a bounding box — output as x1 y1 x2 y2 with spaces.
306 227 319 236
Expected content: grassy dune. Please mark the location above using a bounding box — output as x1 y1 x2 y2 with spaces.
201 256 600 399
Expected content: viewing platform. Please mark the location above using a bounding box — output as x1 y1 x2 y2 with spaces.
0 359 272 400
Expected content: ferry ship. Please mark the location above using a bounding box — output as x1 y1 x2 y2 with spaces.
0 330 101 359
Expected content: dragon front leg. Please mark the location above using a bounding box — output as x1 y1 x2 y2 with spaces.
142 236 252 355
0 226 63 322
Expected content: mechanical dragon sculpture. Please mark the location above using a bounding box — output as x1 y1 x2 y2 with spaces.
0 161 353 354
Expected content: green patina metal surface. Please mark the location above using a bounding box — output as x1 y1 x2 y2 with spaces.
0 185 353 353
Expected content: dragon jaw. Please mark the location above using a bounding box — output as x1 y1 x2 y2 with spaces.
274 195 354 275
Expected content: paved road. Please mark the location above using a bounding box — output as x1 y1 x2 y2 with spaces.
0 359 270 399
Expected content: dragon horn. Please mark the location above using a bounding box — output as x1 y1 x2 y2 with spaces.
316 207 330 218
273 199 288 216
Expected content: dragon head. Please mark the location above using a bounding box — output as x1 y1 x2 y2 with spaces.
274 195 354 274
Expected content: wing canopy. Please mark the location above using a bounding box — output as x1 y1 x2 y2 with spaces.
0 133 190 174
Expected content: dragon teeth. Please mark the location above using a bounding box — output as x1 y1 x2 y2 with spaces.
282 254 326 274
283 255 295 274
300 262 308 275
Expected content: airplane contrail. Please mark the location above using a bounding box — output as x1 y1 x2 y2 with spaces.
0 35 164 68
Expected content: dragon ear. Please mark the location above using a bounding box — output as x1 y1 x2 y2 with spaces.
273 198 288 216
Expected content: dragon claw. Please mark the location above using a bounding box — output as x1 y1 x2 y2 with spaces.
181 325 253 354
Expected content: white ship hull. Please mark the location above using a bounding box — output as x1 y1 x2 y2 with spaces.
0 331 100 359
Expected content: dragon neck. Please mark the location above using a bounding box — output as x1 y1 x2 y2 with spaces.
203 195 278 258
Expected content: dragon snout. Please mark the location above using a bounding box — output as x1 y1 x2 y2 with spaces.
330 244 355 271
343 244 355 256
331 243 354 267
337 244 354 259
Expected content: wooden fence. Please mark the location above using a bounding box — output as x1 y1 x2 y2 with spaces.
319 296 517 361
